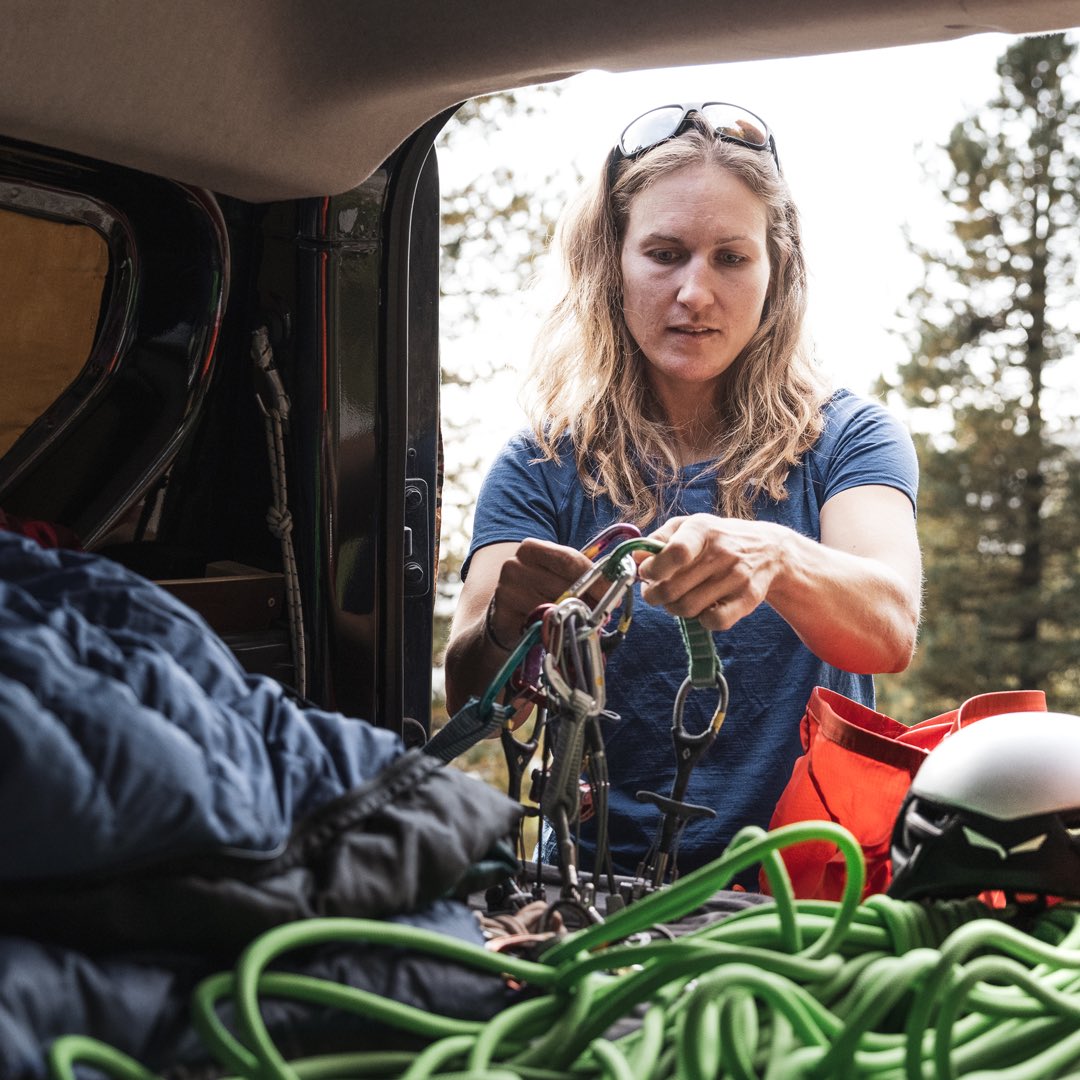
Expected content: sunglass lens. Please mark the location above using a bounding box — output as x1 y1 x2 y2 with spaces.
699 103 769 148
619 106 686 156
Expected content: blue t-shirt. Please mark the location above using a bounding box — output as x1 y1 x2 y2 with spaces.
463 389 918 880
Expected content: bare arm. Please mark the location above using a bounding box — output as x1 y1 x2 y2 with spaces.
443 538 594 716
635 485 922 674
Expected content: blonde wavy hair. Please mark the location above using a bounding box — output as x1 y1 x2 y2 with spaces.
525 116 832 524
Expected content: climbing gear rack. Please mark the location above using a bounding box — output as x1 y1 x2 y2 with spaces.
425 527 730 925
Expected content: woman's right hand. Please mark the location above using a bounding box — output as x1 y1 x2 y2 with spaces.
484 538 595 649
444 538 594 715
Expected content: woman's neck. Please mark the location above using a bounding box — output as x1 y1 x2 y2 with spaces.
647 371 730 467
657 390 724 467
673 431 717 468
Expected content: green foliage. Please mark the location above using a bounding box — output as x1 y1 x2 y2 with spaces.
876 32 1080 720
435 87 557 620
437 88 572 375
432 87 578 738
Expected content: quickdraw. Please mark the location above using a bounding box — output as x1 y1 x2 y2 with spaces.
425 523 730 926
534 590 621 924
636 650 730 888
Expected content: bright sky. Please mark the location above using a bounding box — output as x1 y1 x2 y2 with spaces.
437 30 1056 536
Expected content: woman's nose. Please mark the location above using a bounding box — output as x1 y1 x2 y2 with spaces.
676 261 714 310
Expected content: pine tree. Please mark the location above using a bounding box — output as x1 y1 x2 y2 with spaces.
877 33 1080 720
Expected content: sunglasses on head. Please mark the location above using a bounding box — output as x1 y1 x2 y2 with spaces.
611 101 780 176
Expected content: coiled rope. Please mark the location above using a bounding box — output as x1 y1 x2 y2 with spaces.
45 820 1080 1079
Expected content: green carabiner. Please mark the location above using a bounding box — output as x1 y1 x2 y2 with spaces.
601 536 722 690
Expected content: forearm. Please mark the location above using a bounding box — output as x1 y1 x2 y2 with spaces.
443 603 516 717
765 526 920 674
638 494 922 676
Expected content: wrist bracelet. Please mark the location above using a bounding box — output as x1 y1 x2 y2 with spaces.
484 594 516 653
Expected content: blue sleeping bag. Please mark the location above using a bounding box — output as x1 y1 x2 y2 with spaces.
0 531 521 1077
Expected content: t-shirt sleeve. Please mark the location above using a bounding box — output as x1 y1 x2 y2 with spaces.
461 432 567 579
819 393 919 515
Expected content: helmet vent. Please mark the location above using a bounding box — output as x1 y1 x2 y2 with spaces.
1008 833 1048 855
961 826 1008 860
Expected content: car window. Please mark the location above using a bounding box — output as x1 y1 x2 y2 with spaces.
0 206 107 457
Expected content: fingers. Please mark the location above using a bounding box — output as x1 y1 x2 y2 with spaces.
680 590 759 631
516 538 594 582
639 514 688 547
634 515 685 566
639 573 744 623
637 515 777 628
637 516 718 604
513 539 594 607
490 539 594 643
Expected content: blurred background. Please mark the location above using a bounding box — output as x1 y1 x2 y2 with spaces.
432 31 1080 795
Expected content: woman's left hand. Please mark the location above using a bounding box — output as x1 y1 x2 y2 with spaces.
635 513 785 631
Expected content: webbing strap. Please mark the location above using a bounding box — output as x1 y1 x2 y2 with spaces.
423 697 512 764
679 616 720 688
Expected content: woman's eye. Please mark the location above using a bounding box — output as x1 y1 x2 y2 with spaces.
718 251 745 266
649 249 679 263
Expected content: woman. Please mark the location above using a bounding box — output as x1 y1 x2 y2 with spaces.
444 102 922 883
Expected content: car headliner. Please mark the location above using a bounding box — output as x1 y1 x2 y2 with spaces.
2 0 1079 202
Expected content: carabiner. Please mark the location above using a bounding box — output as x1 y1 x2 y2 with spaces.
579 522 642 562
635 669 729 887
672 669 730 745
584 554 637 632
541 598 593 707
667 669 730 803
598 536 664 578
560 559 609 605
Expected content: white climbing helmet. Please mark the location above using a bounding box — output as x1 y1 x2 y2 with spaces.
889 712 1080 901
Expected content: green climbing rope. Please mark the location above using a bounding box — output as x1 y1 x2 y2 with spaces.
46 818 1080 1080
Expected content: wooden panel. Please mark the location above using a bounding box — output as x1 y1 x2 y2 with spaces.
156 571 286 636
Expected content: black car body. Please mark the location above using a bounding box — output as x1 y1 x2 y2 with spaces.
0 2 1075 732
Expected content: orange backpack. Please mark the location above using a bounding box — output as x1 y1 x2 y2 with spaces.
761 686 1047 900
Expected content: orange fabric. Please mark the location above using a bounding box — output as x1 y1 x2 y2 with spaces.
761 686 1047 901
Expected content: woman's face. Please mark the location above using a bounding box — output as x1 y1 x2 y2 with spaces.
620 162 771 404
